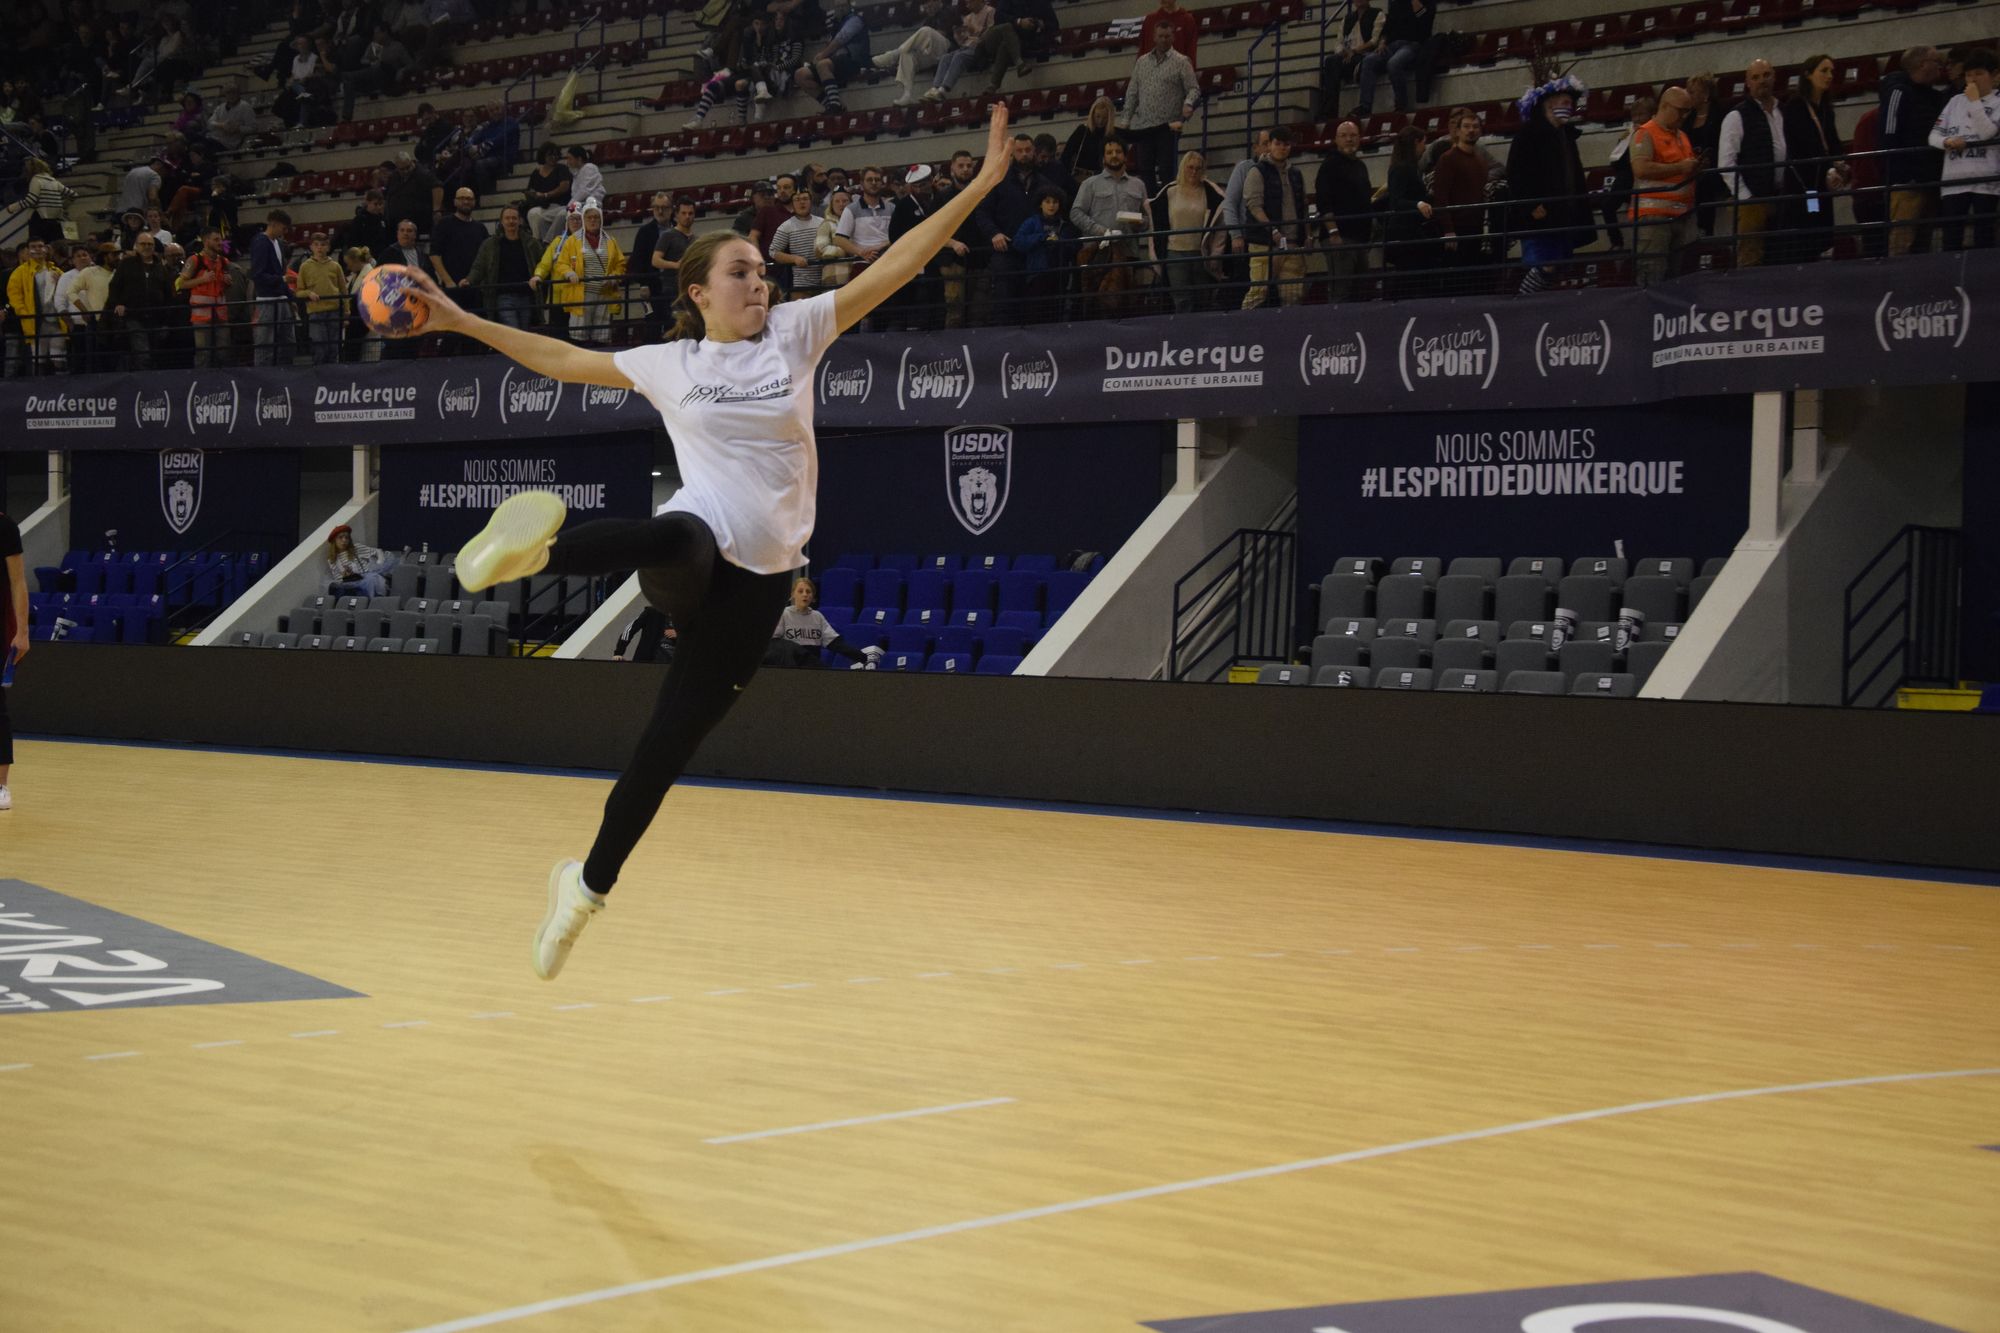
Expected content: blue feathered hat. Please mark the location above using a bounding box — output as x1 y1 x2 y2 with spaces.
1518 72 1588 121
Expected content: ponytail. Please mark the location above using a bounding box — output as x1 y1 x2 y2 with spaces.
668 292 705 342
665 230 756 342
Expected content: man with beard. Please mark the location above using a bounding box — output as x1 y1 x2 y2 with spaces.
429 186 489 354
628 191 680 338
972 132 1059 319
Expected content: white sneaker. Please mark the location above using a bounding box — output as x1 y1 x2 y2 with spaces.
921 87 944 102
682 113 707 129
894 91 917 106
755 80 772 101
457 491 565 592
0 786 11 811
534 859 605 981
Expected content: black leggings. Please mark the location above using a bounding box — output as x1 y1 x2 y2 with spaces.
542 512 791 891
0 668 11 767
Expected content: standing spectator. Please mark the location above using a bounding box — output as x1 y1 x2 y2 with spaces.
1599 94 1655 250
206 79 261 154
1070 137 1150 318
1062 97 1118 184
973 134 1054 316
758 175 797 258
386 217 426 271
833 166 895 272
629 192 680 337
1880 46 1948 256
1319 0 1381 121
1315 119 1375 301
1152 149 1222 314
1931 47 2000 251
935 149 984 325
798 0 869 111
815 187 855 288
1239 125 1308 308
385 152 443 240
542 199 625 345
562 148 605 228
522 144 573 243
467 205 545 327
1783 54 1849 262
874 0 955 105
343 245 383 361
249 210 295 367
109 233 173 369
6 159 76 245
428 186 488 295
771 187 826 296
1219 126 1271 304
4 239 57 376
1118 23 1201 194
1718 58 1797 269
297 233 346 365
648 197 699 301
1383 123 1437 295
53 245 107 373
1683 72 1725 236
1432 106 1492 270
1629 85 1700 287
1012 186 1071 322
344 188 394 257
886 164 959 327
117 156 164 219
1506 74 1593 294
174 227 233 367
1352 0 1432 118
1142 0 1198 64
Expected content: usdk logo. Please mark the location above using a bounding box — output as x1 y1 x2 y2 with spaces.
185 379 239 435
255 386 292 427
499 366 563 424
437 378 482 420
1398 314 1499 392
897 345 975 411
945 425 1011 535
818 356 874 406
580 382 631 413
133 389 172 430
1874 286 1971 352
1298 328 1367 387
1534 319 1611 377
999 348 1058 399
159 448 204 536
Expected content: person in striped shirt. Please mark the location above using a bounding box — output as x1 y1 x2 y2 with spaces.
5 159 77 245
769 188 825 295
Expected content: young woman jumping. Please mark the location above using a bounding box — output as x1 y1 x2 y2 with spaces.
403 104 1013 981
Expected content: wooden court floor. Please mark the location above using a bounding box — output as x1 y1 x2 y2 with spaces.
2 738 1996 1333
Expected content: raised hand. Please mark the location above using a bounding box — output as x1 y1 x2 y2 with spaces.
976 101 1012 189
402 266 469 333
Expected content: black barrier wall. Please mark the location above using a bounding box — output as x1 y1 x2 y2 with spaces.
14 645 1997 873
4 252 1994 447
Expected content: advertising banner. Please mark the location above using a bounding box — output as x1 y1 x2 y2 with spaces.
376 434 654 549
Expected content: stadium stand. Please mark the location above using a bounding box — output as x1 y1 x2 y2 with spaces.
811 551 1101 672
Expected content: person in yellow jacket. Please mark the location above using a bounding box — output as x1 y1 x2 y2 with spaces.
295 232 348 364
531 197 625 344
5 238 63 375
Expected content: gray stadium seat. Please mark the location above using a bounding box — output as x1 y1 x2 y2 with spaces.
1620 575 1683 626
1312 664 1370 687
1570 672 1639 697
1374 574 1432 620
1626 640 1669 688
1560 639 1620 676
1331 555 1384 581
298 634 332 650
369 594 403 612
261 632 297 649
319 610 354 638
388 610 423 641
1699 556 1728 578
1445 556 1502 582
336 595 368 613
351 611 390 641
1434 669 1497 692
1688 574 1716 611
403 637 442 654
1322 616 1376 641
1257 663 1311 685
1370 635 1427 671
457 614 499 656
1430 638 1494 672
1433 575 1491 625
1375 617 1437 644
1310 635 1368 670
1505 620 1553 640
403 597 435 615
1388 556 1443 585
228 630 259 647
302 593 338 612
1374 668 1434 690
1318 574 1373 623
434 598 475 617
1634 556 1694 586
388 564 425 601
1641 621 1684 642
1570 556 1627 586
1556 575 1616 623
284 606 318 635
1441 619 1501 642
1494 575 1552 626
1502 670 1567 695
335 636 367 652
1495 640 1556 680
423 616 460 651
1507 555 1564 585
473 599 511 624
425 566 459 601
369 637 403 652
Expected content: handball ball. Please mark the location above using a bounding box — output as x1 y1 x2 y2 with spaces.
354 263 432 338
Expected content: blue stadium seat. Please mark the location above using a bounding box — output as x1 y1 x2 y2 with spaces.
1011 554 1057 574
904 607 946 631
966 554 1009 574
830 552 875 571
976 625 1024 657
997 572 1043 616
877 554 920 573
975 654 1023 675
883 650 923 671
926 652 973 673
823 607 855 636
906 569 951 613
949 608 992 631
919 554 963 573
857 606 901 629
950 570 996 615
886 624 934 655
935 625 978 655
861 569 904 610
996 609 1041 635
818 567 861 611
1045 570 1090 621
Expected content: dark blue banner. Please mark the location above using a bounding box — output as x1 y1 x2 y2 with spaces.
377 434 654 549
1963 383 2000 684
69 448 301 557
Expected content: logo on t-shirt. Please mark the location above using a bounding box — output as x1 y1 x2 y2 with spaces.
946 425 1011 535
159 448 204 536
678 375 793 407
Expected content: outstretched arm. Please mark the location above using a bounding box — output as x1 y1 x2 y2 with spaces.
404 268 634 389
834 103 1010 333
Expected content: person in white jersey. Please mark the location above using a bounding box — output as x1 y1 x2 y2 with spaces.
402 105 1014 981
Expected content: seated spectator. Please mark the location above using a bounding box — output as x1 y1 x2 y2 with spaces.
1316 119 1375 300
341 24 413 122
1319 0 1380 120
767 578 879 667
451 104 518 199
1352 0 1432 118
1932 47 2000 250
521 145 573 243
970 0 1057 94
206 79 262 155
1152 149 1223 314
1507 74 1592 294
326 526 396 598
1881 46 1948 256
171 92 208 143
561 147 605 227
798 0 869 111
614 607 676 662
924 0 995 100
875 0 954 106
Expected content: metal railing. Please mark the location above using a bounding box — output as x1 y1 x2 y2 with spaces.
1170 523 1297 683
1842 524 1962 708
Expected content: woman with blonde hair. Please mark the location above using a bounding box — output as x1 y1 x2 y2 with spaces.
1152 148 1224 312
342 245 381 362
814 186 855 287
400 106 1017 981
1062 95 1118 182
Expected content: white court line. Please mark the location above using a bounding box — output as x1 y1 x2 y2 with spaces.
1383 947 1419 954
776 982 816 990
1317 949 1352 955
1248 952 1287 959
916 972 954 979
984 968 1019 975
1518 944 1553 951
193 1040 246 1050
1453 946 1488 952
85 1051 138 1061
291 1030 340 1039
706 989 746 997
552 1003 596 1011
704 1097 1016 1146
383 1021 431 1029
0 1062 30 1072
846 977 884 985
1653 942 1690 949
471 1012 515 1020
1050 963 1085 970
1119 959 1156 966
631 996 673 1003
1184 955 1221 962
1584 944 1620 950
399 1067 2000 1333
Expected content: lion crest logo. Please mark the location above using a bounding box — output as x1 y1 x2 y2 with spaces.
944 426 1011 535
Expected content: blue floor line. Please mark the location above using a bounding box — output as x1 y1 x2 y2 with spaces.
21 732 2000 888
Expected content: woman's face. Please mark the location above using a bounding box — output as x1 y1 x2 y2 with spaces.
829 189 852 217
791 580 813 611
693 239 771 340
334 533 352 552
1809 59 1833 93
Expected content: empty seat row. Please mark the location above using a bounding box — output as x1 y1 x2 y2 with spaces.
829 553 1066 575
23 592 168 644
831 606 1048 636
234 619 498 655
1318 556 1723 631
1261 664 1644 696
245 634 446 654
35 550 266 604
864 623 1036 659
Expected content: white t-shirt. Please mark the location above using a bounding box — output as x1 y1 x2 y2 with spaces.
613 291 840 575
774 606 841 645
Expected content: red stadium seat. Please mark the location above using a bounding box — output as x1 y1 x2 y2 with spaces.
1833 54 1881 97
1572 14 1627 49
